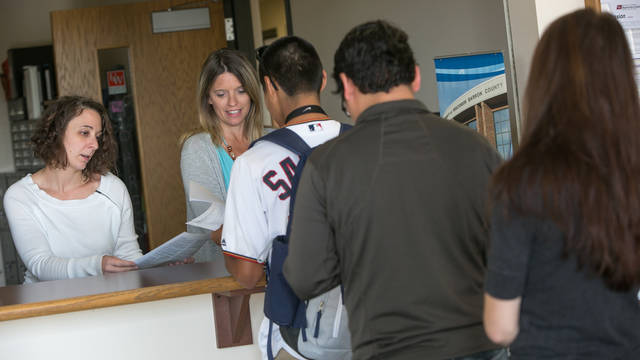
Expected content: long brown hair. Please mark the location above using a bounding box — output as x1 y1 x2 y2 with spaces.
180 49 264 148
31 96 117 179
491 9 640 290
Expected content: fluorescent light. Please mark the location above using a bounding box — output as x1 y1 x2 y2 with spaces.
151 8 211 34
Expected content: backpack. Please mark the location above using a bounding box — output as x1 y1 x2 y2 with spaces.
256 123 352 360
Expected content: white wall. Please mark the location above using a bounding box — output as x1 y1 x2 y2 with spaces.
0 293 265 359
290 0 511 125
290 0 588 138
535 0 586 36
504 0 540 137
504 0 585 137
0 0 145 173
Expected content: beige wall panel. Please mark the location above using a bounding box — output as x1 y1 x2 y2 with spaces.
52 0 226 249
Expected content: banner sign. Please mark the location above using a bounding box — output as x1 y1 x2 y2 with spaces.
434 52 505 119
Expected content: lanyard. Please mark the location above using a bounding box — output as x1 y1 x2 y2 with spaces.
285 105 328 125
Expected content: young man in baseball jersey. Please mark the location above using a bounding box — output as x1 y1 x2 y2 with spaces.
220 36 345 360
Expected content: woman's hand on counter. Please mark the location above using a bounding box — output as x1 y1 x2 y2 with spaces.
102 255 138 273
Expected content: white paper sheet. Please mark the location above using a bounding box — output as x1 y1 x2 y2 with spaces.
189 180 217 203
186 196 225 231
134 232 209 268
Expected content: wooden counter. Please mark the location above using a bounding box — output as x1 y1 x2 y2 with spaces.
0 261 266 359
0 261 266 321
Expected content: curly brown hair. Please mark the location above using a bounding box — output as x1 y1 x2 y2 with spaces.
31 96 118 178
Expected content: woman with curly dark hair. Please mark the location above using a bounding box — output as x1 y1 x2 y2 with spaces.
3 96 143 283
483 9 640 359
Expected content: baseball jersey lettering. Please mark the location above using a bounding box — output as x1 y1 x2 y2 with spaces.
222 119 341 264
262 157 296 200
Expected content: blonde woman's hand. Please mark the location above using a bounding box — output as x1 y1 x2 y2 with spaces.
211 226 223 246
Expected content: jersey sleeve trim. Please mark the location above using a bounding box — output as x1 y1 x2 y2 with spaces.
222 250 265 264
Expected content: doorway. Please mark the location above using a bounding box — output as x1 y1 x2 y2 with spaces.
251 0 292 47
51 0 227 249
98 47 148 252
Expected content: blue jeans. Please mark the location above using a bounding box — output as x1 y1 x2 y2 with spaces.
448 348 509 360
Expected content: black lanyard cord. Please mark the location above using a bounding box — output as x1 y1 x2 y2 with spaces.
285 105 328 125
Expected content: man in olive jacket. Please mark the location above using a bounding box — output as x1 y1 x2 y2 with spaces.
283 20 505 360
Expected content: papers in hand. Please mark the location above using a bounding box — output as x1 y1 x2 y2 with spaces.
134 232 209 269
186 181 225 231
189 180 218 203
187 199 225 231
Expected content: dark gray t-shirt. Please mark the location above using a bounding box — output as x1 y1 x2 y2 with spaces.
485 205 640 359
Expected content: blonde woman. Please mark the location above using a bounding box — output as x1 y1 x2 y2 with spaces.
180 49 264 262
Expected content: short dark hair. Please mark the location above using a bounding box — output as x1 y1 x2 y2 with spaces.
333 20 416 95
31 96 117 178
257 36 323 96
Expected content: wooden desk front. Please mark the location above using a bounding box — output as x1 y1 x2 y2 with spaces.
0 262 265 359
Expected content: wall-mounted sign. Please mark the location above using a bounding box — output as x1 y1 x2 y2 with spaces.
601 1 640 88
434 52 506 120
434 52 513 159
107 70 127 95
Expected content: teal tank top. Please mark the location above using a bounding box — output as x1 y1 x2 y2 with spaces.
215 145 234 190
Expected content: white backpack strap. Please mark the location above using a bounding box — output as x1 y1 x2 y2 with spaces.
332 292 344 338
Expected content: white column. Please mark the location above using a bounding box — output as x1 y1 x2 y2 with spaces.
503 0 585 138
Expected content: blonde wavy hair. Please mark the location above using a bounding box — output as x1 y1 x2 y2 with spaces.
180 49 264 147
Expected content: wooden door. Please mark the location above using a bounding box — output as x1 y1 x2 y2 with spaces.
584 0 601 11
51 0 227 249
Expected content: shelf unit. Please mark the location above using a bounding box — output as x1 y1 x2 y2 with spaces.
0 46 56 285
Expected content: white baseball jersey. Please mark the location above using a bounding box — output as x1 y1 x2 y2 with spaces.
221 119 343 264
221 119 344 360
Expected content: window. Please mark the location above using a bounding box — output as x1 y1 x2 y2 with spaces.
493 108 512 159
465 119 477 130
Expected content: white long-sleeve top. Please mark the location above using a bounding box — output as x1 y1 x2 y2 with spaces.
3 173 143 283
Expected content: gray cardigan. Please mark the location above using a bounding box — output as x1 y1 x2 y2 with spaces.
180 132 227 263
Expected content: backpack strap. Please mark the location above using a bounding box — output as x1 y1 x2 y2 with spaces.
256 128 314 240
251 122 351 151
279 123 351 237
259 128 312 360
267 320 275 360
338 122 352 134
257 122 352 359
250 127 311 154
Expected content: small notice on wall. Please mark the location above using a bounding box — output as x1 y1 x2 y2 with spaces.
107 70 127 95
601 1 640 88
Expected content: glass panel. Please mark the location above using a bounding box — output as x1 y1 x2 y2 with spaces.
493 108 513 159
97 47 148 252
466 119 477 130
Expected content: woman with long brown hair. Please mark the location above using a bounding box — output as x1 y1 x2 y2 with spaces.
180 49 264 262
483 9 640 358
